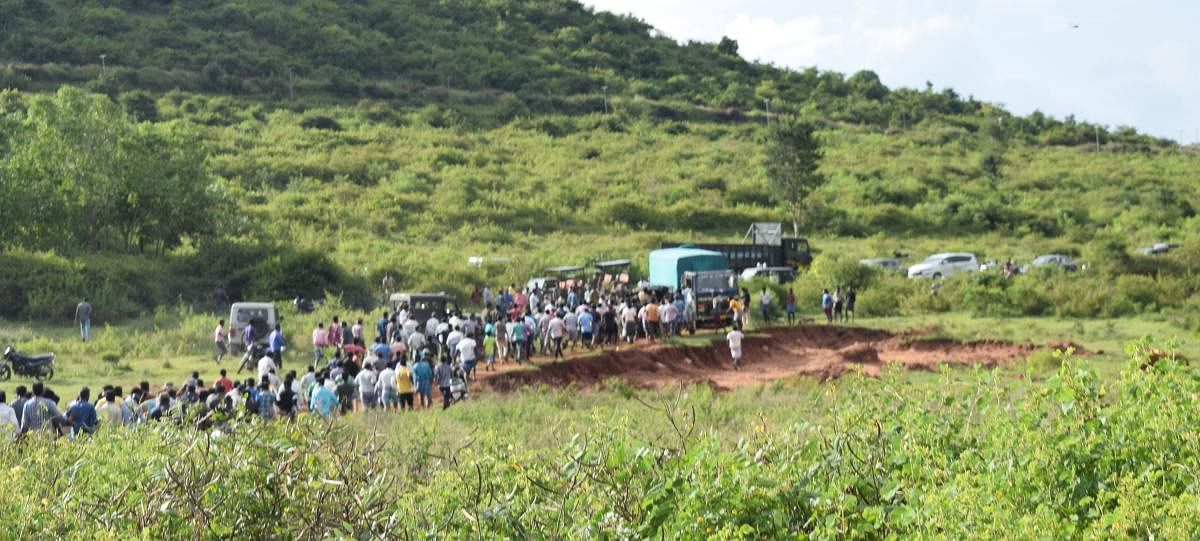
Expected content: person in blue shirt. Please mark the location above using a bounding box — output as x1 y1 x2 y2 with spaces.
567 290 578 311
376 312 390 341
821 290 833 323
310 379 339 417
268 324 286 369
411 351 434 409
370 336 391 369
65 387 98 437
578 309 594 350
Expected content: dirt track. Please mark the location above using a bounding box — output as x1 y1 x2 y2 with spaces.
482 325 1087 392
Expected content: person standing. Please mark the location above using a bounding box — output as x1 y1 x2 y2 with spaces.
578 308 594 350
377 362 398 410
75 298 93 341
376 312 390 342
382 273 396 297
255 381 276 421
0 391 17 438
310 379 338 418
312 322 328 364
547 312 565 360
412 354 434 409
456 333 478 379
740 288 753 330
21 383 70 435
351 319 365 344
759 288 773 325
786 289 796 326
821 289 833 323
729 296 744 330
214 319 228 364
833 287 844 322
434 356 454 410
356 364 378 411
395 360 415 411
726 323 745 370
482 327 497 372
845 286 857 323
66 387 98 437
268 324 285 370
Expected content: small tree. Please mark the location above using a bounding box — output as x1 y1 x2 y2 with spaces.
764 117 825 236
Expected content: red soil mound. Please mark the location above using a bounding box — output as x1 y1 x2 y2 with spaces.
482 325 1091 392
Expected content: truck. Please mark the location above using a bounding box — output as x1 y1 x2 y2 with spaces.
647 247 738 330
661 222 813 272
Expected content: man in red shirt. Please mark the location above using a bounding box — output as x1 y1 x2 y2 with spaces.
216 369 234 394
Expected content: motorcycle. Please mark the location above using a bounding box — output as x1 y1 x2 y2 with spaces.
238 342 269 374
2 346 56 381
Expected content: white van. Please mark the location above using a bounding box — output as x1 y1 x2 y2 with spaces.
227 302 277 353
907 253 979 279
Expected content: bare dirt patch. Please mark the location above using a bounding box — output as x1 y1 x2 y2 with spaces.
482 325 1089 392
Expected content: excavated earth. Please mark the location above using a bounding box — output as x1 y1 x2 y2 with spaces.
481 325 1089 392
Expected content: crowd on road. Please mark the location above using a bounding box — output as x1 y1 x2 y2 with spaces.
3 281 859 439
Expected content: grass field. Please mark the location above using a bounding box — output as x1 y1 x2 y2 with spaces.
2 303 1192 394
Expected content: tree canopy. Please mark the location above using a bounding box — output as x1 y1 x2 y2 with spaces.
1 87 221 255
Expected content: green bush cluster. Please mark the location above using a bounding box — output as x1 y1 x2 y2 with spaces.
1 343 1195 537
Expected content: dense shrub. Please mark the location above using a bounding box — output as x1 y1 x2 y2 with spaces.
3 346 1197 537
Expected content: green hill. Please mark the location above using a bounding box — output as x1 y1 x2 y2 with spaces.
0 0 1197 323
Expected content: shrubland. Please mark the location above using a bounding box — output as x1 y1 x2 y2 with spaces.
0 0 1195 327
2 344 1196 538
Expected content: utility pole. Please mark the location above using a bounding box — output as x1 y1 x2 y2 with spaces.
602 85 609 114
99 54 107 74
763 98 770 127
287 66 294 100
1095 125 1100 152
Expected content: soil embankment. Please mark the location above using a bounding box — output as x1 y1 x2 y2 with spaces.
483 325 1087 392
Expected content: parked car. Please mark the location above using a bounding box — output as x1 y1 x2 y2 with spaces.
859 258 905 273
739 265 797 284
1136 243 1179 255
228 302 277 353
1024 254 1078 272
907 253 979 279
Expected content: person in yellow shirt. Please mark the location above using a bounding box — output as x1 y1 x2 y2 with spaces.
395 360 414 411
729 297 745 329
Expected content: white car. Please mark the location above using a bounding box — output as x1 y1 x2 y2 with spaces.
907 253 979 279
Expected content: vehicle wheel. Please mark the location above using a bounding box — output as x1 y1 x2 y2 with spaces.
0 365 10 382
932 273 942 279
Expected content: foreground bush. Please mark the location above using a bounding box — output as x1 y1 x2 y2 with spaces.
1 341 1195 538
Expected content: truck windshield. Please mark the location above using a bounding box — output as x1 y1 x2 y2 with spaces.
693 272 736 292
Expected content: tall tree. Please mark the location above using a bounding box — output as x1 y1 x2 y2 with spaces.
3 87 219 254
764 117 825 236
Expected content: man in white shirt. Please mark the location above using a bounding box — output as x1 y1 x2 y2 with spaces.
547 314 566 360
356 366 379 410
407 331 427 362
0 391 18 437
446 326 465 355
563 311 579 351
425 316 440 339
257 354 277 380
377 363 398 410
456 335 478 380
726 323 745 370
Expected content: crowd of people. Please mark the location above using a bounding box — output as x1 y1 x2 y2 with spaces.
2 281 858 439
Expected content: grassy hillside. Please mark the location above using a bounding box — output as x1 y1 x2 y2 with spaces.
0 0 1197 323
